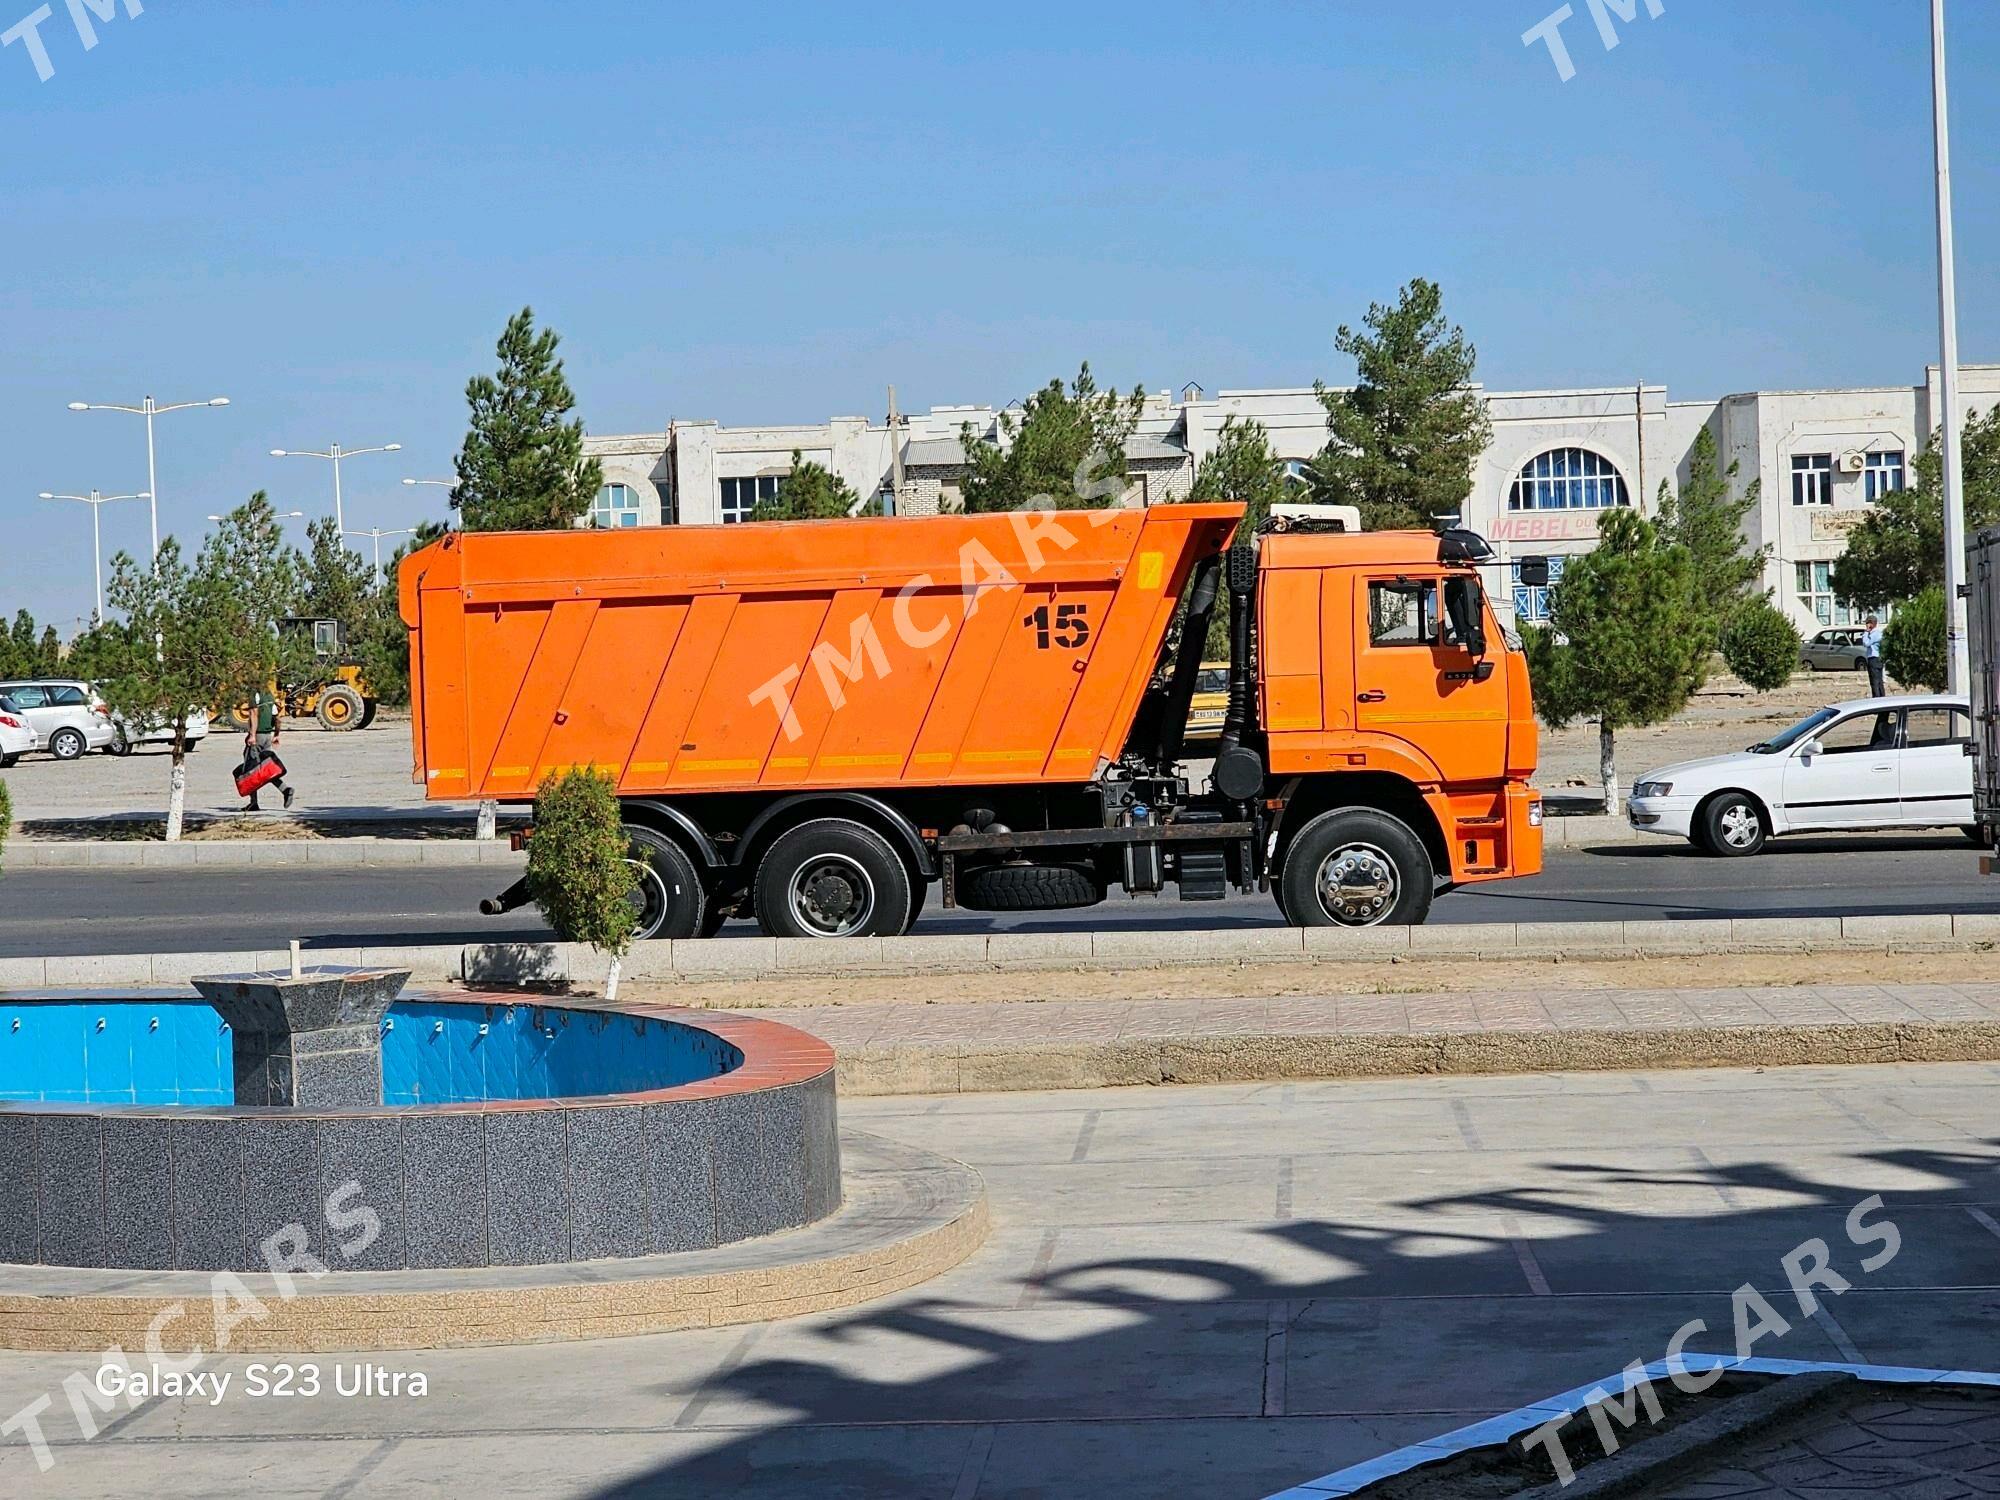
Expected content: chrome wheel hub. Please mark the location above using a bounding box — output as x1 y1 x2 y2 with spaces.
1315 842 1399 926
1719 805 1758 848
791 855 875 937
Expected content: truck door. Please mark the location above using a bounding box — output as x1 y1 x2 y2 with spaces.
1352 573 1508 781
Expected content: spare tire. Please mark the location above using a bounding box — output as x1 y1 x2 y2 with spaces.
957 862 1102 912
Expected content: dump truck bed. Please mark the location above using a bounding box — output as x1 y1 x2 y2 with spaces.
400 504 1241 802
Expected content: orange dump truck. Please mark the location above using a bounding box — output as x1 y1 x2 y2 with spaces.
399 502 1542 939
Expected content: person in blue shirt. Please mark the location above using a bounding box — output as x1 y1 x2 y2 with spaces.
1861 614 1885 698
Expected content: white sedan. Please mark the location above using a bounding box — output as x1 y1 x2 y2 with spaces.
0 696 34 768
1627 695 1976 856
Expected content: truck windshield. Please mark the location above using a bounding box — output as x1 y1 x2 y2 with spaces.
1748 707 1837 754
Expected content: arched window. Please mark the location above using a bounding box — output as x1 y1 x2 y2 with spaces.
592 483 642 528
1508 448 1630 511
1282 459 1312 488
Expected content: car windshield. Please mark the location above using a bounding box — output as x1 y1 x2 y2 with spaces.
1748 707 1838 754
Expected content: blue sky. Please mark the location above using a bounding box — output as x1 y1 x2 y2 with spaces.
2 0 1995 627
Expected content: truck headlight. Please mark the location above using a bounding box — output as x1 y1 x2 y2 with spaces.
1633 781 1673 799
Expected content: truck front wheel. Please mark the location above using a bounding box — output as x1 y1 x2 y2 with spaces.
755 819 913 939
1279 809 1435 928
625 825 708 941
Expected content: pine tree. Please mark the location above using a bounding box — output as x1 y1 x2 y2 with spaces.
752 451 861 521
453 307 603 532
960 363 1144 512
1833 407 2000 606
1308 278 1492 532
1655 426 1763 641
1719 596 1800 691
1524 509 1710 811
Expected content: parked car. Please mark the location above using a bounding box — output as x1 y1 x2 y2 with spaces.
106 704 212 755
0 679 116 760
0 695 35 768
1627 694 1975 856
1799 627 1870 672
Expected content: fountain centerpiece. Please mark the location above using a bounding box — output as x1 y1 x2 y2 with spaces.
190 965 410 1107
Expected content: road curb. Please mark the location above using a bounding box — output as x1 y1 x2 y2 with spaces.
1 912 1993 991
6 839 523 868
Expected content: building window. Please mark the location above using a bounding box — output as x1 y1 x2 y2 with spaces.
1282 459 1312 488
592 483 642 528
1507 449 1630 511
1791 454 1834 506
1863 450 1905 502
1511 556 1567 623
718 475 782 524
1795 560 1860 626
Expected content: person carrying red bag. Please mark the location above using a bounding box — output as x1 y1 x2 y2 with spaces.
242 687 295 812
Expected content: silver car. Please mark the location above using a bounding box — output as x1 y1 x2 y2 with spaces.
1799 627 1870 673
0 679 116 760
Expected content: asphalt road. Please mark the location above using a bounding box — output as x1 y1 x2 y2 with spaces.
2 831 1993 957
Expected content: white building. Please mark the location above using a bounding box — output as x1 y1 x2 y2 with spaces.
584 363 2000 634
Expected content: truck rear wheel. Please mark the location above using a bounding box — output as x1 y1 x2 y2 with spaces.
625 825 707 941
1279 809 1434 928
754 819 912 939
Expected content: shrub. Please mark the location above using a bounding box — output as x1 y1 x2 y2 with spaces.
0 777 10 875
1720 597 1801 691
526 769 637 972
1883 586 1946 691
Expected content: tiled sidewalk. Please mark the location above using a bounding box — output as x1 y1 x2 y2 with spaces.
762 982 2000 1093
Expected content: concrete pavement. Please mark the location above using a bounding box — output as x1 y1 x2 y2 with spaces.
2 1061 1995 1498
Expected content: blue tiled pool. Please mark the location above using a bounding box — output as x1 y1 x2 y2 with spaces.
0 999 744 1107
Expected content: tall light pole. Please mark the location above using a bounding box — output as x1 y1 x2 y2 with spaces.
67 396 230 566
39 490 150 621
271 442 402 535
1931 0 1970 693
347 527 415 582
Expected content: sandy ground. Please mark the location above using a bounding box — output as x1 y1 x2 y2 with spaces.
617 946 1988 1011
1535 668 1877 793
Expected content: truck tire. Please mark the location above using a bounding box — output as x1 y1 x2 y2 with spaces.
625 825 707 941
754 819 912 939
958 862 1101 912
358 699 379 730
316 685 366 731
1279 808 1434 928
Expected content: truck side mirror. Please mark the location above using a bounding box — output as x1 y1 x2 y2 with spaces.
1444 576 1486 658
1517 555 1551 588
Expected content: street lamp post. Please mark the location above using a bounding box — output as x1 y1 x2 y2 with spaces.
39 490 150 621
1931 0 1970 693
346 527 416 582
67 396 230 565
271 442 403 535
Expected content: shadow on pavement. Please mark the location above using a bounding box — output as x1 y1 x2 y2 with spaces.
579 1136 2000 1499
